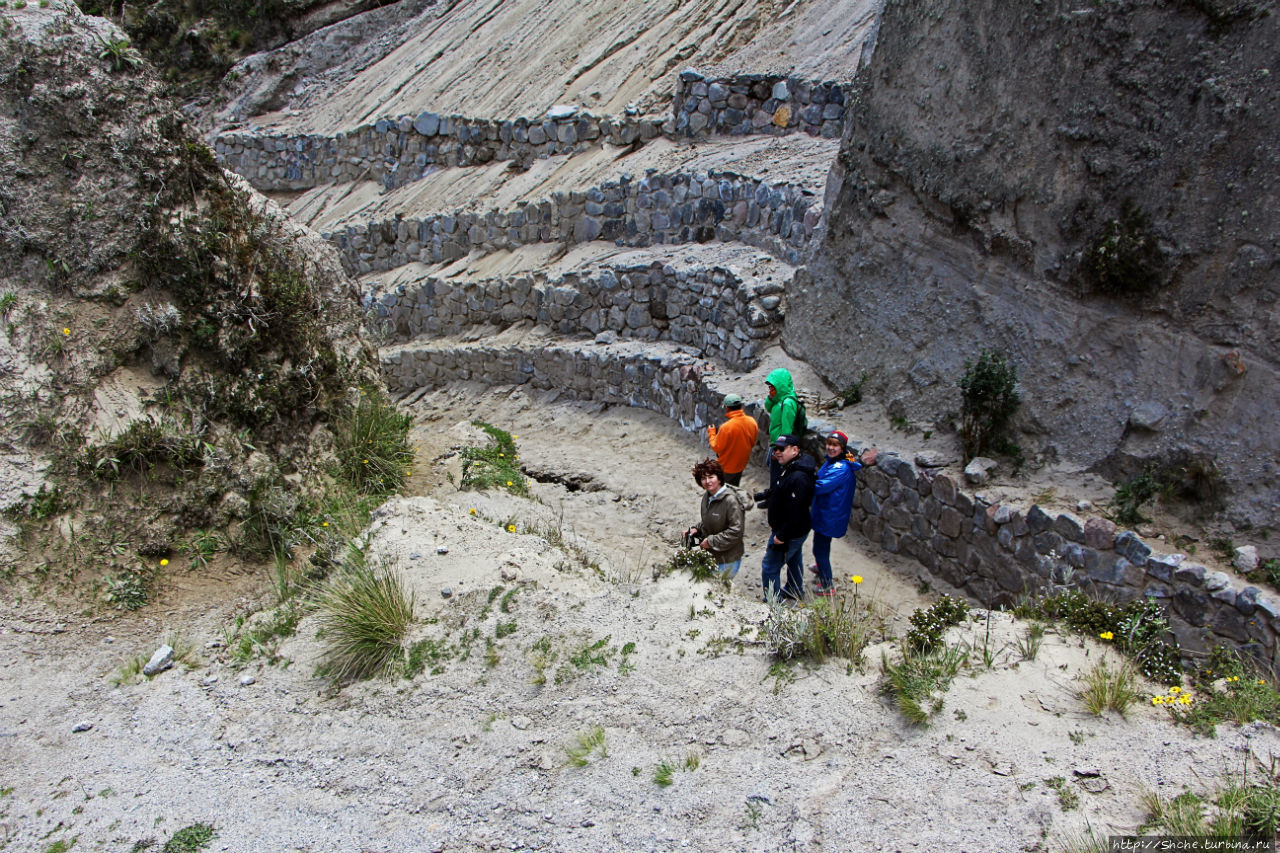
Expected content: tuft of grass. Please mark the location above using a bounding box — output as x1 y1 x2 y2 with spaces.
653 759 676 788
1076 658 1141 717
227 602 302 666
563 726 607 767
1016 622 1044 662
315 560 414 684
1174 647 1280 735
334 390 413 497
763 593 880 666
880 641 968 725
161 823 216 853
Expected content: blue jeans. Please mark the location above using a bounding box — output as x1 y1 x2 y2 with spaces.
718 559 741 579
812 533 833 589
762 533 808 599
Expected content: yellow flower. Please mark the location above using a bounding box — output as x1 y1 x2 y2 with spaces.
62 328 70 335
513 435 519 439
159 559 168 567
1152 696 1163 705
322 522 329 527
1099 631 1114 641
1259 680 1267 686
1169 686 1182 694
506 481 513 487
507 524 516 533
1180 695 1193 705
499 453 504 457
850 575 863 585
362 459 368 464
469 508 477 515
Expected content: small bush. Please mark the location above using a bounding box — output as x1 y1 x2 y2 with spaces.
1034 590 1182 684
315 561 415 684
763 595 878 665
1113 465 1161 526
660 547 722 584
335 390 413 496
905 595 970 653
1175 647 1280 736
1082 200 1164 297
162 822 216 853
958 350 1020 462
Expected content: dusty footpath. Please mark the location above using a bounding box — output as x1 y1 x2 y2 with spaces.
2 386 1277 852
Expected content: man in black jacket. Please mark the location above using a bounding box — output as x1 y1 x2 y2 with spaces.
758 434 816 600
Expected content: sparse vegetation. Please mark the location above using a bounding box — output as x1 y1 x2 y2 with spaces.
1046 776 1081 811
906 595 970 653
1076 658 1141 717
1170 647 1280 736
763 592 881 666
881 641 968 725
459 422 528 496
161 823 216 853
335 390 413 497
563 726 607 767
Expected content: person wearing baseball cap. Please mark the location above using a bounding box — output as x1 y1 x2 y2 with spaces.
759 433 816 601
706 393 758 486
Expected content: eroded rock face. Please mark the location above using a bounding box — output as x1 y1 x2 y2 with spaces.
788 0 1280 526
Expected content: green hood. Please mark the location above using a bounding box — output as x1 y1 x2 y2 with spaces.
765 368 795 401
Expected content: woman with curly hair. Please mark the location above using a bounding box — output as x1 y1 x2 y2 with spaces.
683 458 751 578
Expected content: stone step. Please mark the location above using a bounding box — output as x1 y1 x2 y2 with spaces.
362 244 795 371
326 166 824 276
214 72 852 193
380 330 740 432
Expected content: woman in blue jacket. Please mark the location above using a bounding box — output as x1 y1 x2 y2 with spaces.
810 430 861 596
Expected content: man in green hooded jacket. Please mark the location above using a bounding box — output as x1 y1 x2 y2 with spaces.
763 368 799 493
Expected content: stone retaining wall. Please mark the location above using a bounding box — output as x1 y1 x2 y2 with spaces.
329 170 819 273
366 261 785 371
385 347 1280 665
211 74 851 193
382 341 727 431
672 70 848 139
852 458 1280 665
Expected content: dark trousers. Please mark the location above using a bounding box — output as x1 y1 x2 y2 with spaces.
724 471 742 487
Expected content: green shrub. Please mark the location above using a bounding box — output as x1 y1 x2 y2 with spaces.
1177 647 1280 736
1082 200 1164 297
1076 658 1141 716
764 595 879 665
660 547 722 584
315 561 415 684
958 350 1020 462
905 595 970 653
1113 465 1161 526
162 822 216 853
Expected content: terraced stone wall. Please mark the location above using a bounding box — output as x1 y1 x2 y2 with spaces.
854 458 1280 665
382 341 727 431
214 112 664 192
329 171 820 273
366 261 783 371
672 70 848 139
211 74 851 193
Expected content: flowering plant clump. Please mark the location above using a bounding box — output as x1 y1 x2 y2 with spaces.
661 547 723 586
459 420 529 497
1175 646 1280 736
1034 589 1182 684
906 595 970 653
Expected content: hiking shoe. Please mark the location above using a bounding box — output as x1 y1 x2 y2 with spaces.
808 563 819 575
814 585 835 598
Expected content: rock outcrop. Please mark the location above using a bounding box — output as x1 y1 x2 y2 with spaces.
789 0 1279 526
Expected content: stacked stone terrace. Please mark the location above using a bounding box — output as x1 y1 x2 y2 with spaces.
214 73 851 193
